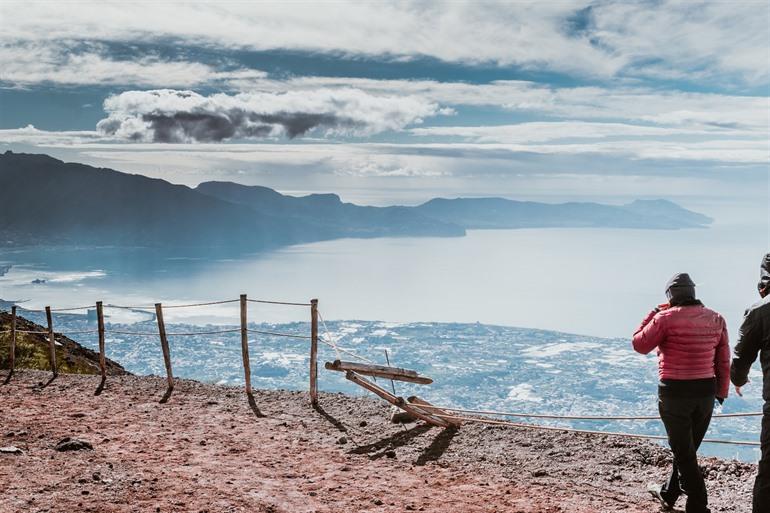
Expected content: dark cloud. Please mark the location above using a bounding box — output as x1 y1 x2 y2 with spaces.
255 112 361 139
142 111 265 143
96 89 442 142
118 110 364 142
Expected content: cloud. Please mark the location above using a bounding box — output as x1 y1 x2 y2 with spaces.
234 76 769 134
0 42 266 87
0 1 767 86
410 121 757 143
95 89 449 142
0 125 103 145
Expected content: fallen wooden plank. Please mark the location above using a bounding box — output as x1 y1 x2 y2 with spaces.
344 371 449 428
408 396 462 427
325 360 433 385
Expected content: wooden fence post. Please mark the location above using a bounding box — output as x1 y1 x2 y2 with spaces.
240 294 253 396
310 298 319 406
45 306 58 378
240 294 263 417
95 301 107 395
155 303 174 403
3 306 17 384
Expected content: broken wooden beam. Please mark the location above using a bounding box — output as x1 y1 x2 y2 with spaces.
407 396 462 427
344 371 449 428
325 360 433 385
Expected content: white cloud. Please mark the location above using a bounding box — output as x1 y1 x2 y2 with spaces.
589 1 770 85
0 43 266 87
0 125 103 145
410 121 757 143
96 89 449 142
1 1 766 85
237 76 769 133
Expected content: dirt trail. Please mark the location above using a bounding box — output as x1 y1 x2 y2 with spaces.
0 371 756 512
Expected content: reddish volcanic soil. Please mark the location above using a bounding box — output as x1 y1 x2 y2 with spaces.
0 371 757 513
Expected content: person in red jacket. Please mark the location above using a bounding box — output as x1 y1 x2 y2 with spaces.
633 273 730 513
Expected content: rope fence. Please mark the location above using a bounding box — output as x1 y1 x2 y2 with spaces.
102 299 240 310
428 414 761 447
104 329 158 337
248 299 312 307
1 297 764 449
50 305 94 312
247 328 312 340
414 404 764 420
1 295 317 404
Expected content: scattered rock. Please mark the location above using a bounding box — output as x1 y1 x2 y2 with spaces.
336 436 348 445
385 450 397 459
0 446 23 455
373 498 383 505
55 438 93 452
532 469 548 477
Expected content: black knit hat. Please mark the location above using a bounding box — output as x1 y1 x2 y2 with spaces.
666 273 696 302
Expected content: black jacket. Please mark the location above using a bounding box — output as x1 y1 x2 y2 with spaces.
731 254 770 402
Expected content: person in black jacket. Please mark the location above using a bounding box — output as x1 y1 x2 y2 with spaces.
731 253 770 512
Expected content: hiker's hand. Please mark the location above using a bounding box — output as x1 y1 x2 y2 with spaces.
655 303 670 312
735 380 749 397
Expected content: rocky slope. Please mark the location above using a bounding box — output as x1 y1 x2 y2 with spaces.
0 312 127 375
0 371 756 513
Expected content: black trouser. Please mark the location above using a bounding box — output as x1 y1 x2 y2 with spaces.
659 394 714 513
755 401 770 513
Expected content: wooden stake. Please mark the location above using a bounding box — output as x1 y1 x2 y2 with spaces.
45 306 57 378
310 298 319 406
240 294 264 417
240 294 252 396
407 396 462 427
10 306 16 374
95 301 106 395
155 303 174 403
325 360 433 385
3 306 17 383
344 371 449 428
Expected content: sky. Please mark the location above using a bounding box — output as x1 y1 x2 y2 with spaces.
0 0 768 207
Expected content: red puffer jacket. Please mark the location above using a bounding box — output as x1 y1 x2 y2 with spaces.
633 303 731 399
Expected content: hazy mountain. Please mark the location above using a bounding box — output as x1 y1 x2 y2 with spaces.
202 181 713 232
195 181 466 238
0 152 303 249
0 152 462 249
0 152 711 250
413 197 712 230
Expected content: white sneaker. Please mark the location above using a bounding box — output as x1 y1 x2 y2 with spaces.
647 483 674 510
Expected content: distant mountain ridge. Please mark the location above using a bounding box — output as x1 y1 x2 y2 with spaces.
0 151 712 250
412 197 712 230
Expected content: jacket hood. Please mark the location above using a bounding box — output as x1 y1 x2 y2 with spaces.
759 253 770 293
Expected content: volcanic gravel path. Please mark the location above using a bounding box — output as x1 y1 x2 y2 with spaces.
0 371 757 512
